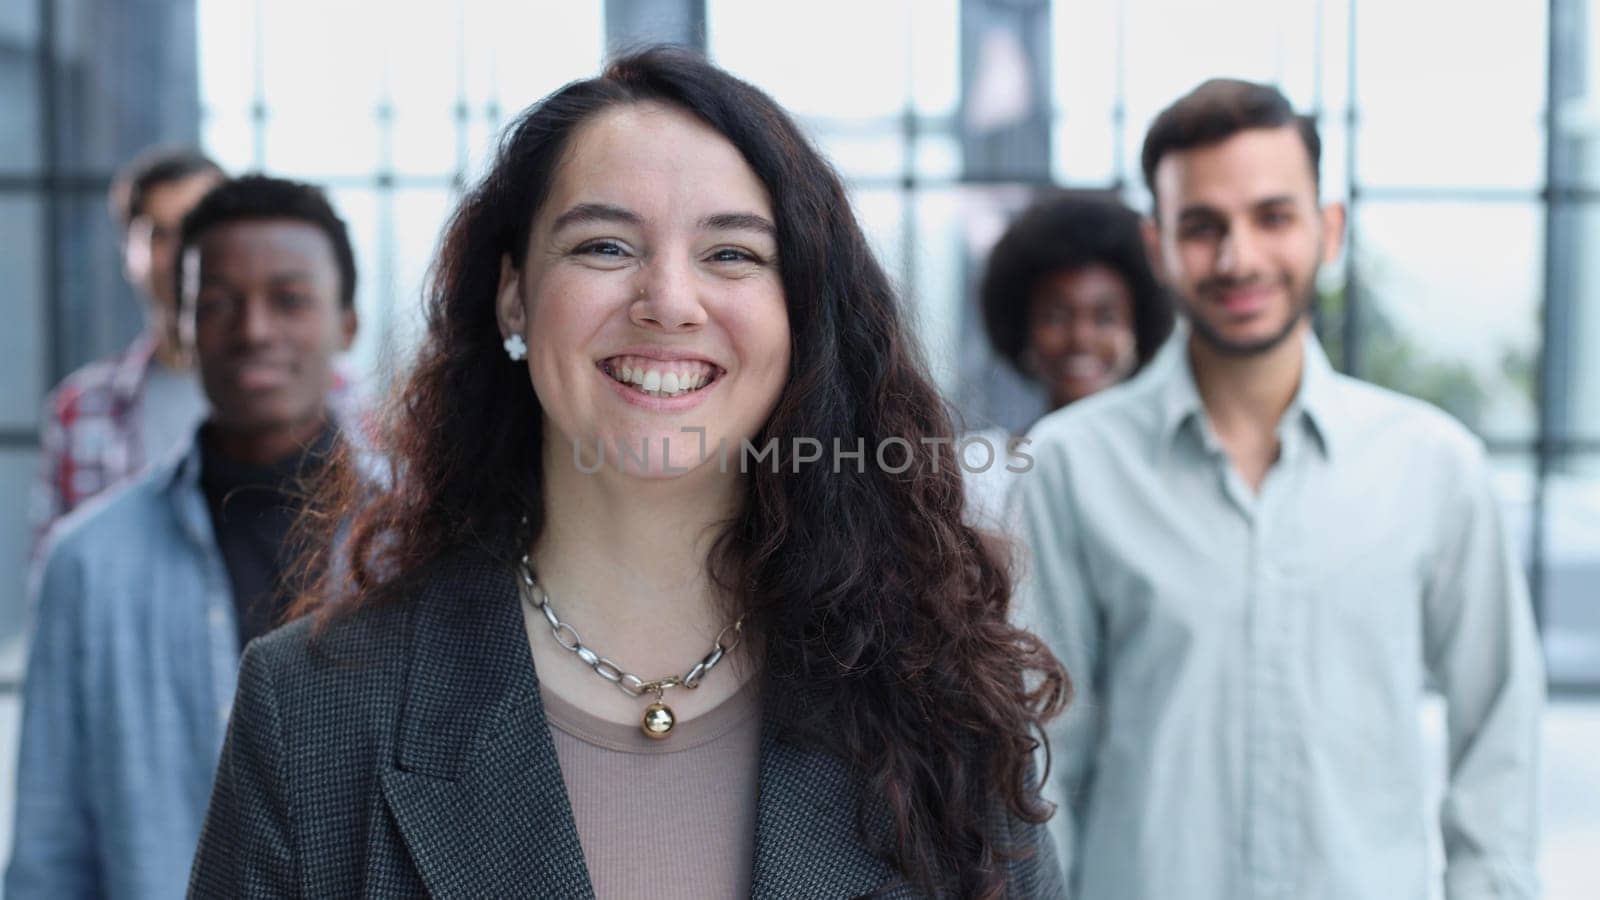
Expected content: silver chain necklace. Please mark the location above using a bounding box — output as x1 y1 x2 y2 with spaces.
517 556 745 740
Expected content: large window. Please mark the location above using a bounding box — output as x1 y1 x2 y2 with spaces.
0 0 1578 687
184 0 1597 688
196 0 607 386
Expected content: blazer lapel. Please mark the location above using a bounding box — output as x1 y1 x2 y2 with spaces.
378 552 594 900
750 688 912 900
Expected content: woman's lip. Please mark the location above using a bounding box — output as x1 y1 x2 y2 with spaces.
601 346 720 366
1043 356 1108 381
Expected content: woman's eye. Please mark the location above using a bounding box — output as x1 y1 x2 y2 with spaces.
575 240 628 258
709 247 759 264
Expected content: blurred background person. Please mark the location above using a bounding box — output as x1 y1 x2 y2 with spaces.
30 147 223 553
980 191 1173 412
967 191 1173 525
1016 79 1544 900
6 175 359 900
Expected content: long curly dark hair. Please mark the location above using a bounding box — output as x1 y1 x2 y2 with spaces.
293 46 1066 899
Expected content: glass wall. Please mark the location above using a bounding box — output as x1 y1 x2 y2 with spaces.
0 0 204 663
189 0 1599 689
2 0 1593 689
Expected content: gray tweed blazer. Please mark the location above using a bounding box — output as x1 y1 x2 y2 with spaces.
187 549 1065 899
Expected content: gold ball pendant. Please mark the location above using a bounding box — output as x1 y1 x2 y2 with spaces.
641 702 676 739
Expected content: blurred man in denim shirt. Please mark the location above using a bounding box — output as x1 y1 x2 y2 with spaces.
30 148 223 555
7 175 361 899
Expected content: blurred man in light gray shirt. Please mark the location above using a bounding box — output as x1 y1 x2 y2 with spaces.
1015 79 1543 899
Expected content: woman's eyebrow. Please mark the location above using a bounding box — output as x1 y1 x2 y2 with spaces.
550 202 643 233
701 212 776 236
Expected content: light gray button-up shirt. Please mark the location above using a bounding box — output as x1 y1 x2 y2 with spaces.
1014 327 1544 900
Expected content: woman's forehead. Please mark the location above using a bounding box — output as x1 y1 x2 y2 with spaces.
538 103 774 230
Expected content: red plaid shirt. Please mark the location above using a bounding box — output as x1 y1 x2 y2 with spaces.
31 334 366 556
31 335 160 552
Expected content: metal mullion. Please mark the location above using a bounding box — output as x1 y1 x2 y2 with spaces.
800 114 959 136
1312 0 1324 114
1533 0 1567 630
1485 438 1600 455
1549 679 1600 696
375 20 398 396
40 0 61 387
1111 0 1127 191
452 0 470 192
1353 185 1545 204
250 0 267 168
1341 0 1362 376
852 173 1061 190
0 173 112 192
1347 184 1600 204
266 173 460 189
898 8 917 319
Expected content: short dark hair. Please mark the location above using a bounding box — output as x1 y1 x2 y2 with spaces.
980 190 1174 377
108 146 223 228
1140 79 1320 207
177 175 358 309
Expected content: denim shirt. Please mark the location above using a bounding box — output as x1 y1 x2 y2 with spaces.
7 434 240 900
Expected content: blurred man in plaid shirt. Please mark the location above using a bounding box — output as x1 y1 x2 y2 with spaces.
30 147 224 553
30 150 365 557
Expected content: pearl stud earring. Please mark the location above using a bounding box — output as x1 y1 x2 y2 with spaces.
503 334 527 361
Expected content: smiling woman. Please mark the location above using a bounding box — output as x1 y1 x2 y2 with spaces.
498 103 791 479
188 47 1068 900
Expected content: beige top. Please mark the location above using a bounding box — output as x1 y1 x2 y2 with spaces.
527 624 763 900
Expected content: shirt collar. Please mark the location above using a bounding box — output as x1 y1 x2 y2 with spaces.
112 332 160 405
1293 332 1342 460
198 419 341 498
162 427 215 550
1153 322 1343 462
1153 323 1206 456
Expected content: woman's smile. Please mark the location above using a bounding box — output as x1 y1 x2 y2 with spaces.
598 354 723 399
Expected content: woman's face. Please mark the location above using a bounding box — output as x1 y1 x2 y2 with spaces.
1026 263 1138 408
498 102 792 478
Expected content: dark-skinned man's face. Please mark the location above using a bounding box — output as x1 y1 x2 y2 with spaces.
182 219 356 439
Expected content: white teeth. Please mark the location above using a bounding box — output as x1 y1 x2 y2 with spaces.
1065 356 1102 377
603 359 717 397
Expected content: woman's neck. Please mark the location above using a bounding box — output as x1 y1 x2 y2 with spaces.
526 433 754 723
